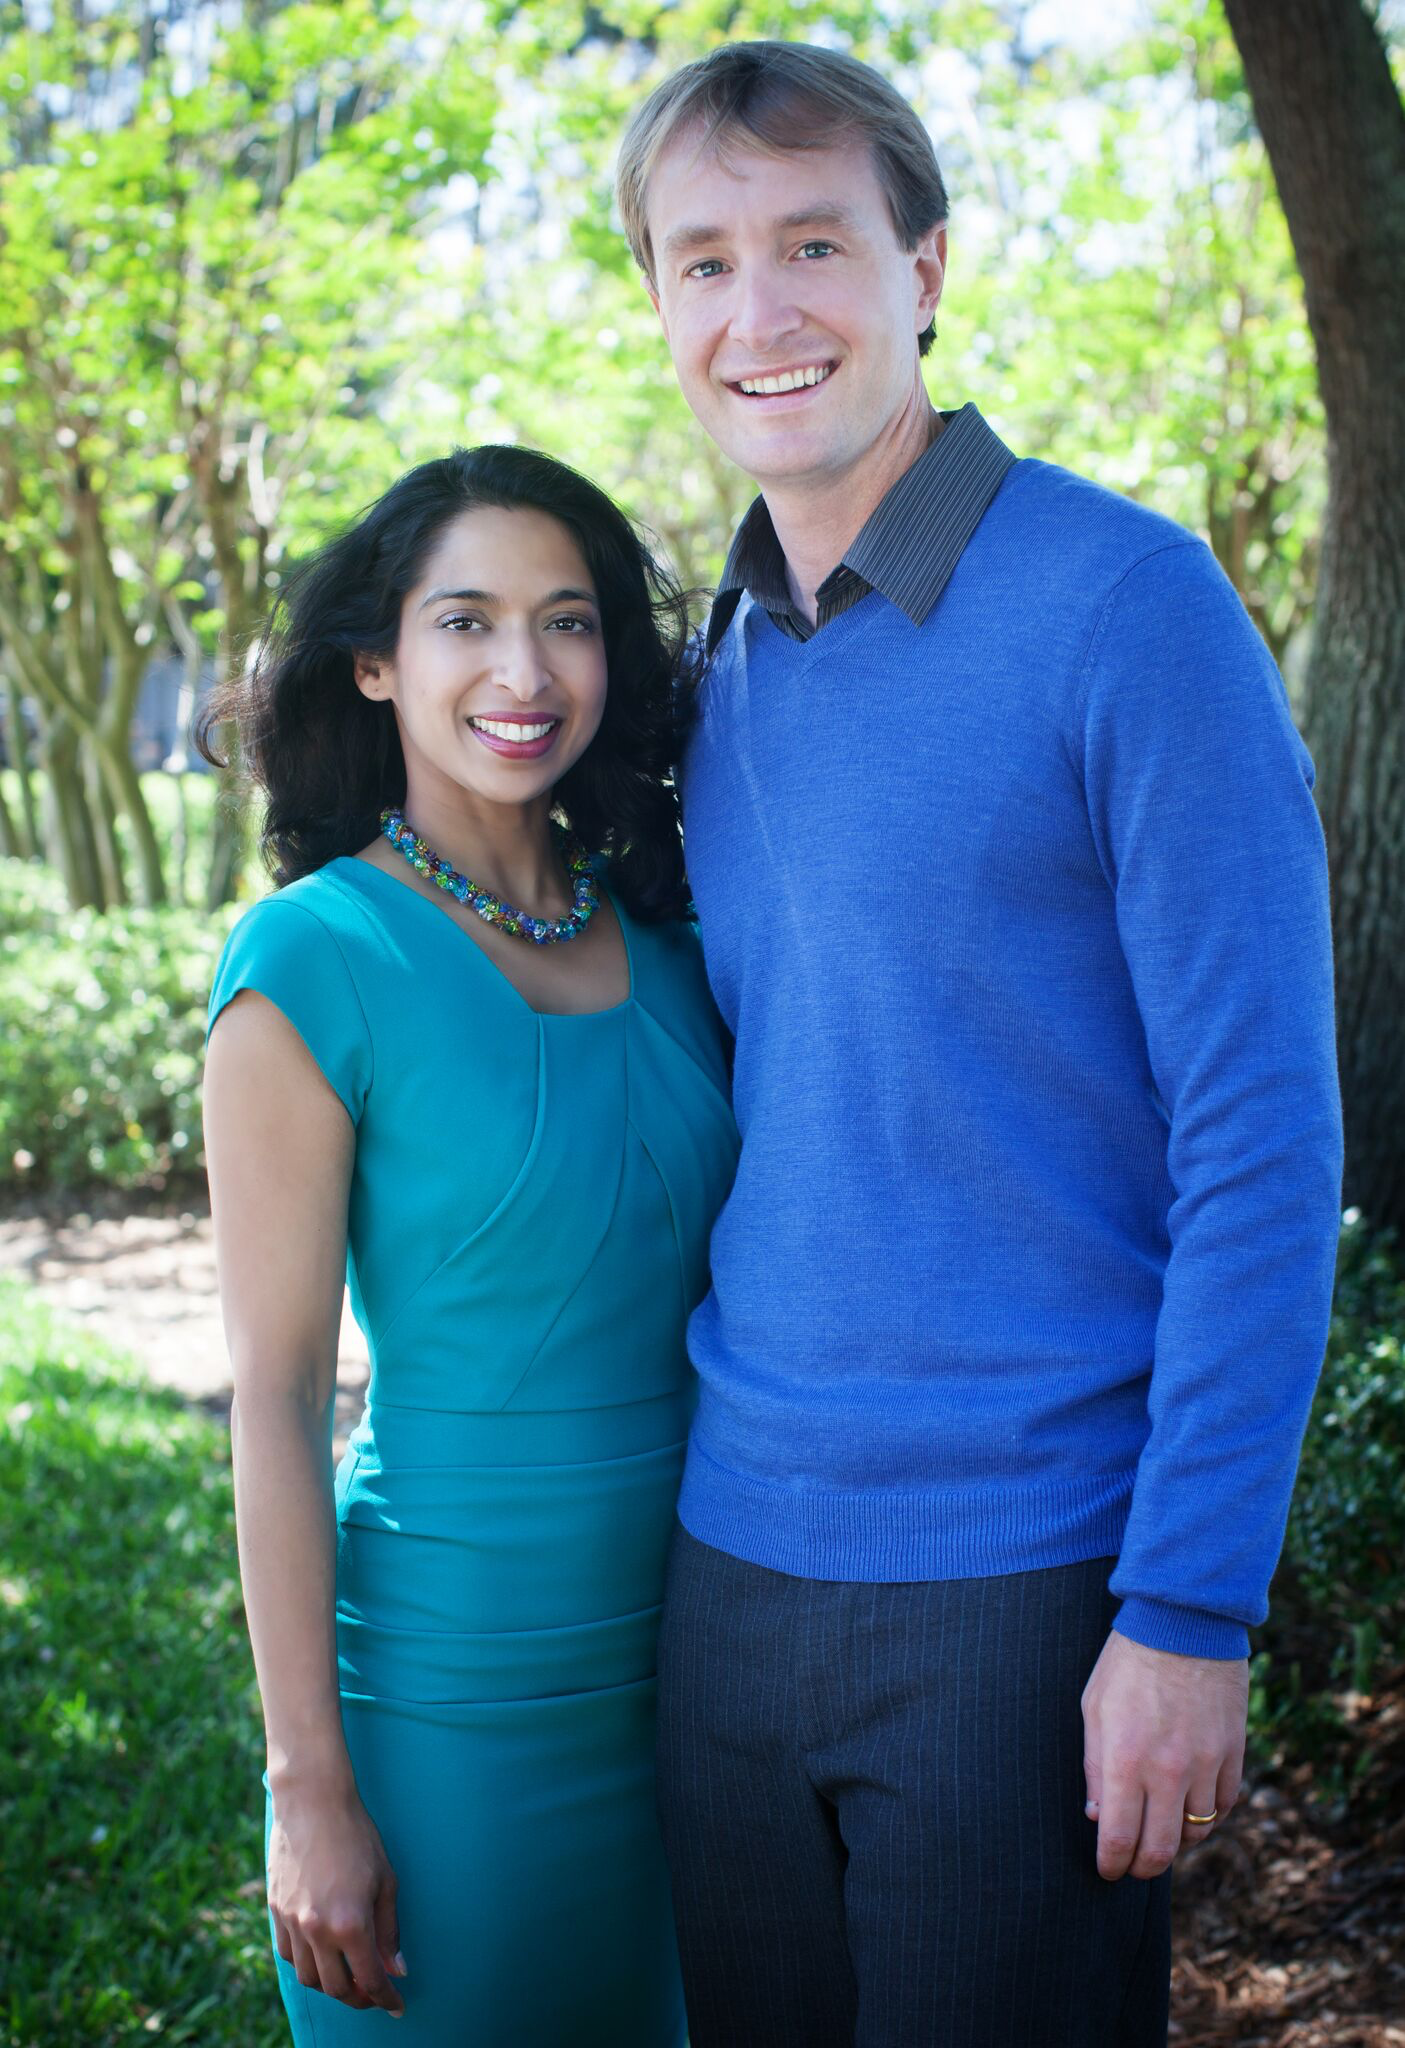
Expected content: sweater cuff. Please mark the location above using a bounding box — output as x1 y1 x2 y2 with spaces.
1113 1596 1249 1661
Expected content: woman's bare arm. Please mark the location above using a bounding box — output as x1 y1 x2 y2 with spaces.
204 990 404 2017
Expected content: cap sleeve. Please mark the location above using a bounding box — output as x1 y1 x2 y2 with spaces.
207 896 373 1124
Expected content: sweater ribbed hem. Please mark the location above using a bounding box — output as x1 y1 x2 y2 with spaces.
677 1433 1135 1584
1112 1595 1249 1662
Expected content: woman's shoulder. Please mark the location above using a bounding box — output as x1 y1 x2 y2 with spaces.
218 862 376 963
210 865 379 1028
208 866 376 1115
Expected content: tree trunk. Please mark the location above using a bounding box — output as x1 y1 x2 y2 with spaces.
39 712 104 909
4 676 40 857
95 728 165 907
206 747 249 909
86 740 129 909
0 778 19 859
1222 0 1405 1236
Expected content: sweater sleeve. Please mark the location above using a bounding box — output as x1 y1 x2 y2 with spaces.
1078 540 1342 1661
207 896 373 1126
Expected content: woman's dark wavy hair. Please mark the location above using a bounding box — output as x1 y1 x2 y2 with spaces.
196 445 698 920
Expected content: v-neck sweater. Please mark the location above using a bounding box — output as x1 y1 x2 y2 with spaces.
678 454 1343 1660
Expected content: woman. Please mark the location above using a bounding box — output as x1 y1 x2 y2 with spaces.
201 446 737 2044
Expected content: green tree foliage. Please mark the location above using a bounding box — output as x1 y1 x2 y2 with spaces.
0 0 1334 912
0 0 496 907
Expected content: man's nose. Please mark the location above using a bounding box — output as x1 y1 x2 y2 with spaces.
727 265 805 355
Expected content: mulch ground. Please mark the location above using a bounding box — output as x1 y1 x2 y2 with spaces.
1170 1673 1405 2044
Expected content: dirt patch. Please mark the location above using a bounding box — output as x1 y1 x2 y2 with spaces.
0 1188 368 1446
1171 1681 1405 2043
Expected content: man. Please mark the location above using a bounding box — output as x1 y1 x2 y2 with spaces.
615 40 1343 2048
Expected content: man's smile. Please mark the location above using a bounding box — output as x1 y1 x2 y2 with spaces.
724 360 838 400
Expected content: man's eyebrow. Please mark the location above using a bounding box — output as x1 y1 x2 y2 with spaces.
773 204 861 234
660 203 861 262
659 221 726 261
417 586 597 610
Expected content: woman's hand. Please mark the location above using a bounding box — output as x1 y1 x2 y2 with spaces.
268 1785 407 2016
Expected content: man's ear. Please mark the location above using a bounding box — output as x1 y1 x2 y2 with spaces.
914 222 947 332
644 275 668 341
353 652 391 702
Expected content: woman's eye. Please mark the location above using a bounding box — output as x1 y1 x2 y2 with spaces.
439 613 484 631
547 615 593 634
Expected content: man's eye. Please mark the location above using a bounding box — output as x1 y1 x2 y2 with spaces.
685 258 727 279
797 240 836 259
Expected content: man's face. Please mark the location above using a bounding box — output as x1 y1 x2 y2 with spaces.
644 132 945 492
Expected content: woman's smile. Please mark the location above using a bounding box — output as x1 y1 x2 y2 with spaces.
468 713 564 759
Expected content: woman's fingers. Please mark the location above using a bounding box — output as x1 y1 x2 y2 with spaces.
309 1930 375 2011
288 1924 321 1992
373 1867 406 1980
341 1923 405 2016
270 1905 294 1966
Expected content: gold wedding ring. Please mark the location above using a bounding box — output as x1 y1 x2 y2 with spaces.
1184 1808 1218 1826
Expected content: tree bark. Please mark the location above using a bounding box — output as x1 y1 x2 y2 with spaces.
4 674 41 857
86 739 129 910
74 479 168 906
0 777 19 859
1222 0 1405 1235
38 710 104 910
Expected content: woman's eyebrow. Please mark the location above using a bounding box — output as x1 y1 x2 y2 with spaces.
419 586 494 609
418 586 597 609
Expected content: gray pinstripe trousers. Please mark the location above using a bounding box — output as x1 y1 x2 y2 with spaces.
656 1525 1171 2048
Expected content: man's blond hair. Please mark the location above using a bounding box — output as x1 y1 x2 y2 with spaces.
615 41 948 354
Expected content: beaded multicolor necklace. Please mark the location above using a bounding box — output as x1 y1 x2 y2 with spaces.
379 807 600 945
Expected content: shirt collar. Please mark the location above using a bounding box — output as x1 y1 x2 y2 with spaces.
707 403 1017 652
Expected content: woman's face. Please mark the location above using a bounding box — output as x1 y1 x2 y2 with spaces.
356 504 609 815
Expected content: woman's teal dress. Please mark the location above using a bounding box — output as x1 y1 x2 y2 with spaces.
207 857 738 2046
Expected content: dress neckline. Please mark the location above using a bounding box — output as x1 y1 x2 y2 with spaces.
325 855 637 1021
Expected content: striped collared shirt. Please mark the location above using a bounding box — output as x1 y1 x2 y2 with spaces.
705 402 1017 654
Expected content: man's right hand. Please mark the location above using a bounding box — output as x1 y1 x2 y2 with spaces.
267 1788 406 2017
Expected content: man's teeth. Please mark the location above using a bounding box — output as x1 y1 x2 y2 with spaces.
738 364 832 396
472 718 556 741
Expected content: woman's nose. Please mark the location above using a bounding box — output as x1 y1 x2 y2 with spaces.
488 628 552 699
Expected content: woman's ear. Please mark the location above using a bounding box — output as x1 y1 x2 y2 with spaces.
353 652 392 702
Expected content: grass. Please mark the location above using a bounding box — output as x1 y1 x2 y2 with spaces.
0 1276 282 2047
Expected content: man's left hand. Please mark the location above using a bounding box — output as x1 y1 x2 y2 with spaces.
1081 1630 1248 1881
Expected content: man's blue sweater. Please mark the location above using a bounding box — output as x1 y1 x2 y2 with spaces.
679 456 1343 1660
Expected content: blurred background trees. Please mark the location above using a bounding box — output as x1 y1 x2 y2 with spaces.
1 0 1402 1227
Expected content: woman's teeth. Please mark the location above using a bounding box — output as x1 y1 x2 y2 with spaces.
738 364 832 395
471 718 557 741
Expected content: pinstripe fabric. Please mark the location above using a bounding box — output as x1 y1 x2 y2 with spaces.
657 1527 1171 2048
703 403 1015 653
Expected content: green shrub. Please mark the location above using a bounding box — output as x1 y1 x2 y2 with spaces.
1252 1213 1405 1781
1 859 239 1191
0 856 71 937
0 1276 280 2046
